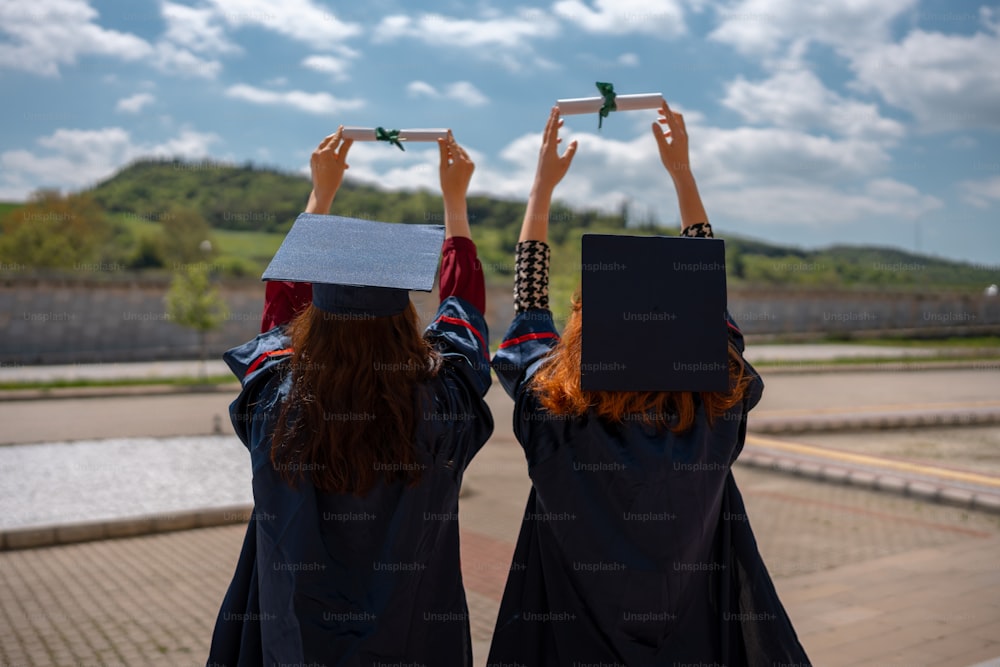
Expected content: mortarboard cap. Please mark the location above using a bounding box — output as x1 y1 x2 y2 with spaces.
581 234 729 392
262 213 445 317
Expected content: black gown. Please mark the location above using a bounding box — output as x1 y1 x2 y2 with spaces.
488 308 811 666
207 296 493 667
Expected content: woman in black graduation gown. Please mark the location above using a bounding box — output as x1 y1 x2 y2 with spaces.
207 128 493 666
488 105 811 665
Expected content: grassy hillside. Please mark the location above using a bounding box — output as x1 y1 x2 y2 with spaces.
0 160 994 297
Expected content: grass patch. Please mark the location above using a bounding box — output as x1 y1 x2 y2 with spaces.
754 352 1000 368
0 201 22 218
840 336 1000 349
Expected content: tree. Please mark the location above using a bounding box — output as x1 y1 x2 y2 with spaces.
165 264 229 378
0 190 111 269
160 204 215 266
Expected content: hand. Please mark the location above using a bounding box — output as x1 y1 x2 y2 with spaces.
532 106 578 195
438 132 475 204
651 101 690 179
307 126 353 213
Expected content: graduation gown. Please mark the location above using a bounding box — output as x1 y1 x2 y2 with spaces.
488 308 811 666
207 296 493 667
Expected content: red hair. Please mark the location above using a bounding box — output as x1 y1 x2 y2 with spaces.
531 296 750 433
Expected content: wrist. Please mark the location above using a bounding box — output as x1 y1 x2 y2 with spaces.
442 194 466 210
669 168 697 186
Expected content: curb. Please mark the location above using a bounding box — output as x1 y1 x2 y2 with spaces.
0 383 241 401
0 505 252 552
752 359 1000 375
736 450 1000 516
749 410 1000 435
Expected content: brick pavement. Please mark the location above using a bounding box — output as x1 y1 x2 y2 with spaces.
2 458 999 666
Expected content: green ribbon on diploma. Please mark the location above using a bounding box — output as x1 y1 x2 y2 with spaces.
375 126 405 151
596 81 617 129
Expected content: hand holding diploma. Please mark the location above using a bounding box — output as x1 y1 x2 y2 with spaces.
307 125 353 214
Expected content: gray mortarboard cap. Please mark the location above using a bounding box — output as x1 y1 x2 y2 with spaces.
262 213 445 317
581 233 729 392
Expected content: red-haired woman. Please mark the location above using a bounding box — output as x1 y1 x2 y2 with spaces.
488 106 810 665
208 129 493 665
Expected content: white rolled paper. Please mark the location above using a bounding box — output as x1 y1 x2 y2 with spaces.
556 93 664 116
341 127 450 142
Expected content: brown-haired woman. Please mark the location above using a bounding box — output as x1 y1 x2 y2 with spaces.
487 106 810 665
208 128 493 666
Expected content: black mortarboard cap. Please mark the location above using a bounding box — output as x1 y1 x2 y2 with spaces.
581 233 729 392
262 213 445 317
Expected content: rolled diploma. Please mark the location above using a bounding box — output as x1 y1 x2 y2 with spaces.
556 93 664 115
341 127 450 142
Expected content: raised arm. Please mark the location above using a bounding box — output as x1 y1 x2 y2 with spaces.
261 128 353 332
436 133 485 313
520 107 578 243
651 102 712 237
491 108 575 397
512 107 578 314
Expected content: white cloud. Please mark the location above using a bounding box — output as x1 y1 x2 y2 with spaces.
476 112 937 228
705 179 941 226
617 52 640 66
204 0 361 50
721 69 905 141
960 176 1000 209
708 0 917 58
151 42 222 79
302 55 353 81
0 126 219 198
850 16 1000 131
553 0 687 36
161 1 239 55
116 92 155 114
406 80 489 107
225 84 364 115
373 9 560 71
691 125 892 187
0 0 152 76
407 81 438 99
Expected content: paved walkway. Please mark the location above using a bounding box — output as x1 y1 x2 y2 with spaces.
1 453 998 667
1 362 999 665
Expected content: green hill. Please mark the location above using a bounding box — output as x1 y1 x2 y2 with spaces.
0 159 995 300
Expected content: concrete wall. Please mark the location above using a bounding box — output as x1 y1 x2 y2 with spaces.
1 278 998 364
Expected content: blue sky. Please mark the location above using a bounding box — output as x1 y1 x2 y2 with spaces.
2 0 999 266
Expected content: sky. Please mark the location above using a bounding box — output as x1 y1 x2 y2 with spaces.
1 0 999 266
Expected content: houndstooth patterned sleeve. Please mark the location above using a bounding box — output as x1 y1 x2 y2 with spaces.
680 222 714 238
514 240 551 313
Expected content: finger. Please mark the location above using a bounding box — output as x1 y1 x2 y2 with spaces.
438 136 449 166
562 139 579 165
544 106 559 144
318 127 343 151
339 138 353 162
651 121 669 148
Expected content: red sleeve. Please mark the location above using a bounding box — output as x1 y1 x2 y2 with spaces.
260 281 313 332
439 236 485 314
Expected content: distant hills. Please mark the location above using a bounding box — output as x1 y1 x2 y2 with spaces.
0 159 995 300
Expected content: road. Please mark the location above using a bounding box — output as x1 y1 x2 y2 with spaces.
2 367 998 446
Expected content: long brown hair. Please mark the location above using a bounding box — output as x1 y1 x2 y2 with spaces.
531 296 751 433
271 302 441 495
